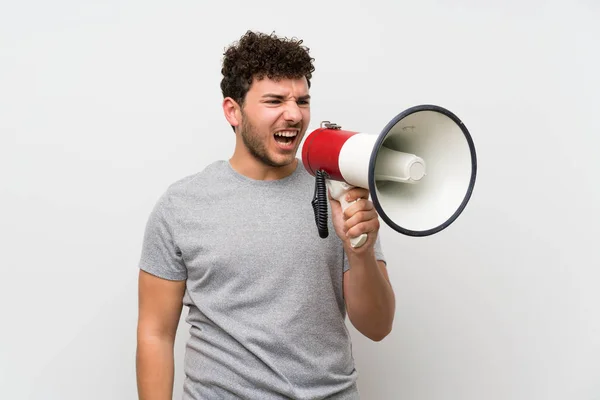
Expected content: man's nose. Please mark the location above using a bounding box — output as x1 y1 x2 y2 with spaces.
284 102 302 123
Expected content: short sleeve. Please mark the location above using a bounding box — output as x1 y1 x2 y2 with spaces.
342 233 387 272
138 193 187 281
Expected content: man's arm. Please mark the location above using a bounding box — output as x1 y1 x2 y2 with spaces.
343 255 395 341
330 188 396 342
136 269 186 400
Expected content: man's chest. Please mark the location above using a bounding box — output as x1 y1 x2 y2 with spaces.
174 187 342 283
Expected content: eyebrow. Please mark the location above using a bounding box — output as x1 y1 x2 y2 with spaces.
262 93 311 101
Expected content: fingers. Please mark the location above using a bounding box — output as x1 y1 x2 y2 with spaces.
342 199 380 238
341 195 373 219
344 187 369 203
344 209 379 236
328 186 380 242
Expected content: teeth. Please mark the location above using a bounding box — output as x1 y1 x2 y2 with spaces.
275 131 297 137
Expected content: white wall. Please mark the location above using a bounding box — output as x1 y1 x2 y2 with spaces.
2 1 599 399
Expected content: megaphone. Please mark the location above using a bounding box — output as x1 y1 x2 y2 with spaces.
301 104 477 247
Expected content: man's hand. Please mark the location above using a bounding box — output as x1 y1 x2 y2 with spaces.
329 186 381 252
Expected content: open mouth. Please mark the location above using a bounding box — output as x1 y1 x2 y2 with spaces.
274 130 298 146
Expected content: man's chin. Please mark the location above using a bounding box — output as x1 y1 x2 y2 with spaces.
265 154 298 169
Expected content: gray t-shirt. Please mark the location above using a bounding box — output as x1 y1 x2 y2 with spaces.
138 159 386 399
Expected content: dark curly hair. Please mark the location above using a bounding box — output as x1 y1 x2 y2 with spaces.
220 30 315 108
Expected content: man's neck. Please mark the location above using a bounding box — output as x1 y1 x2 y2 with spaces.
228 156 298 181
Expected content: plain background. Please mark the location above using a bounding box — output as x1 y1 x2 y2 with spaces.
2 1 599 399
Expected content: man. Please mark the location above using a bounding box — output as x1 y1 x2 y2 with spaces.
136 30 395 400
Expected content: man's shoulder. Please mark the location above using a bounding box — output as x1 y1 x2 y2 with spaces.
151 160 228 209
160 160 228 195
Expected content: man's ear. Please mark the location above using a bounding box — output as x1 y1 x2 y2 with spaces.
223 97 241 131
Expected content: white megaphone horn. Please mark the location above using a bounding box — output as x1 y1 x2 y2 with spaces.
301 104 477 247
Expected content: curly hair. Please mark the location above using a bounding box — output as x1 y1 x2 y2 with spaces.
220 31 315 107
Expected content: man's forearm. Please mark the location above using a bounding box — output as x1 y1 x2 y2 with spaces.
344 247 395 341
136 336 176 400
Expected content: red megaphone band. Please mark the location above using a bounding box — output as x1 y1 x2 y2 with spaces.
301 128 358 181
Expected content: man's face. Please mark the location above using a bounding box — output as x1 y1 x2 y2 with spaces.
238 76 311 168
